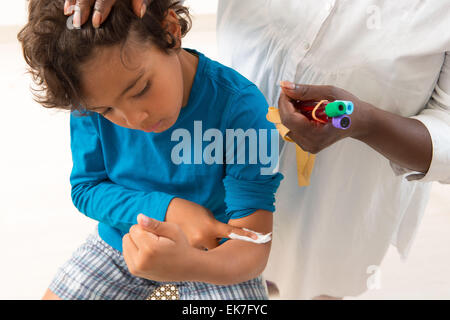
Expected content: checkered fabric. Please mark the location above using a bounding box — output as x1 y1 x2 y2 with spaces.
48 228 268 300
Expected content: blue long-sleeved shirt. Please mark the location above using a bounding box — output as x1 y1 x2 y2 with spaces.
69 50 283 252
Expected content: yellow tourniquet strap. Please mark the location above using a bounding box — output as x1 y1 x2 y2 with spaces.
266 107 315 187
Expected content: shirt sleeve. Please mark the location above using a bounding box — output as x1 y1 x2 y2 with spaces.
389 52 450 184
69 111 176 233
222 84 284 220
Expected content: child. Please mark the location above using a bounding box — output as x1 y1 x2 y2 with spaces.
18 0 282 300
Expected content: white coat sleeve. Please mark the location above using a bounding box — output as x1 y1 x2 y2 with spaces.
390 52 450 184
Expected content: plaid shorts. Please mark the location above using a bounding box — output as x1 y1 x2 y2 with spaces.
48 227 268 300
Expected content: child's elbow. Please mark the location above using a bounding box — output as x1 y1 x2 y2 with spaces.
70 181 98 212
225 241 272 285
71 183 85 209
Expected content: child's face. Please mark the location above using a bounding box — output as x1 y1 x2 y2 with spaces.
79 39 185 133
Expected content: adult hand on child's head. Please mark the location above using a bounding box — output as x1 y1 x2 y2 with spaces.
64 0 149 28
278 81 372 154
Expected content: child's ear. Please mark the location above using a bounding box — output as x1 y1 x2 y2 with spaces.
164 9 182 49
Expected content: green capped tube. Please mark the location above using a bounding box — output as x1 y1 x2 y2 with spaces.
324 101 347 117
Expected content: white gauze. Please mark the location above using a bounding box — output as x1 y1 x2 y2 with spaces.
228 228 272 244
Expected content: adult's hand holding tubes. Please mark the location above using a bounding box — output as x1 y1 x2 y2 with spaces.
278 81 432 174
277 81 370 154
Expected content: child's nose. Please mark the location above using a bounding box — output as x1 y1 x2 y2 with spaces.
123 109 149 128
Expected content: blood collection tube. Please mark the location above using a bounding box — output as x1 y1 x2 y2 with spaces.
293 100 353 129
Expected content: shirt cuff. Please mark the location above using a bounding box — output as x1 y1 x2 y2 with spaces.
147 192 177 222
223 173 284 220
394 107 450 183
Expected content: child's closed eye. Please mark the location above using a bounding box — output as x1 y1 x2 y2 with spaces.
99 81 151 117
132 81 151 99
101 107 112 116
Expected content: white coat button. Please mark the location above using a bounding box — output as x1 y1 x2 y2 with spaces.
304 42 311 51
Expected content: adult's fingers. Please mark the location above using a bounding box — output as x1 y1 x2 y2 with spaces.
131 0 150 19
74 0 95 28
65 0 149 28
64 0 76 15
92 0 147 28
280 81 337 102
278 92 310 130
92 0 117 28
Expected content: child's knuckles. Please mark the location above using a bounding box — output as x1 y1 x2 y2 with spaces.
140 242 156 257
190 233 205 247
129 224 141 236
135 255 153 273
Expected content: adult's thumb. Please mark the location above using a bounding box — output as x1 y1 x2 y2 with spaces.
280 81 336 102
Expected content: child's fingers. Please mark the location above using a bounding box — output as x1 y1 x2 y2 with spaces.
227 227 273 244
137 214 183 243
122 233 139 272
217 223 259 241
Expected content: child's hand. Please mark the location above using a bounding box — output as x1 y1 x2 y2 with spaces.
165 198 258 250
64 0 148 28
278 81 372 154
122 215 198 282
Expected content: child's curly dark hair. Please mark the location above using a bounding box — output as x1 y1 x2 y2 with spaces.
17 0 191 113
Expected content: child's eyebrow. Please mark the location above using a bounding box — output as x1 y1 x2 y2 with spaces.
118 69 146 100
84 69 146 111
87 105 108 111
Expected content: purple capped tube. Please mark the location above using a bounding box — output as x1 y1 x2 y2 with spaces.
331 115 351 130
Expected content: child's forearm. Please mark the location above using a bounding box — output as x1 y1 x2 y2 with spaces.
187 210 273 285
189 238 271 285
123 210 273 284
